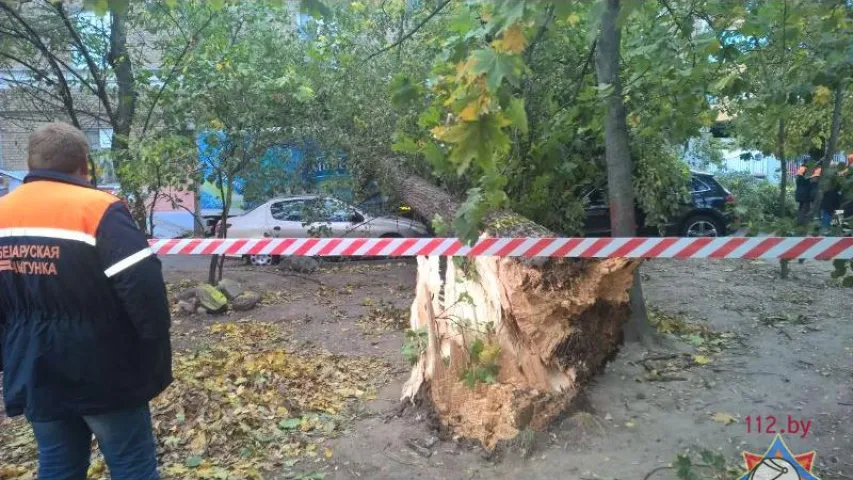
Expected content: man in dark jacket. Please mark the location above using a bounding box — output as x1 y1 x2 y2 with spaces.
820 166 843 231
0 123 171 479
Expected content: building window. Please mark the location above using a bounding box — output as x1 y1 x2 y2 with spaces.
85 128 116 184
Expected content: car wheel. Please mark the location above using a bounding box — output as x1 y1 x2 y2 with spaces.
681 214 723 238
248 254 275 267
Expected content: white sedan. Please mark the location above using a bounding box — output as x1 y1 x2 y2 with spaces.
224 195 429 265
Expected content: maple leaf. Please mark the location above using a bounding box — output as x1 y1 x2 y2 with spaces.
434 114 510 175
492 24 527 54
459 102 480 121
469 49 524 93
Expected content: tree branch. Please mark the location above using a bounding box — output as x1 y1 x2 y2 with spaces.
569 39 598 106
52 1 116 124
0 2 82 129
362 0 451 64
142 12 217 136
524 3 556 64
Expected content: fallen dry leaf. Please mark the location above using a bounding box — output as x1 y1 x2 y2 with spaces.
148 321 389 479
692 354 712 365
711 412 737 425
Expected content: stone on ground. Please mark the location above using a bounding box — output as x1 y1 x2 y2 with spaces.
281 256 319 274
231 291 262 311
177 299 198 314
217 278 245 300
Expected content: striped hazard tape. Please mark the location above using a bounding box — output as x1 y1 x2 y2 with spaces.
147 236 853 260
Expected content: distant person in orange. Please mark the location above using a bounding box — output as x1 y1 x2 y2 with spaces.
0 123 171 479
795 159 814 224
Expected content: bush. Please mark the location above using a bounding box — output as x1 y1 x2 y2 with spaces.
716 172 795 227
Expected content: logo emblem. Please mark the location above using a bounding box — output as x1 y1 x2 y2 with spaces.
740 434 819 480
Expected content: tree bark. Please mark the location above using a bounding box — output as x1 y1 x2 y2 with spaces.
776 118 791 278
107 2 145 226
778 119 788 217
379 158 637 449
593 0 654 345
595 0 635 238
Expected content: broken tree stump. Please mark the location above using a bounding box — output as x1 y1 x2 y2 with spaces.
379 159 638 449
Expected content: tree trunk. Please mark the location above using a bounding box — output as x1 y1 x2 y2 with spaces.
595 0 635 238
593 0 654 345
379 159 637 450
193 179 204 237
778 119 788 218
777 118 791 279
107 2 144 227
814 81 845 211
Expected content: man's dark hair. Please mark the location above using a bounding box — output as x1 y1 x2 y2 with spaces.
27 122 90 174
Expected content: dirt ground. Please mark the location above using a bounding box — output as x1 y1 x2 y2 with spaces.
162 256 853 480
2 256 852 479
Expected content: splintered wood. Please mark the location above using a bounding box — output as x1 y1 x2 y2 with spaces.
402 255 637 449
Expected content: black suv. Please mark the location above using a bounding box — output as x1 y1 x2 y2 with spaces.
582 172 735 237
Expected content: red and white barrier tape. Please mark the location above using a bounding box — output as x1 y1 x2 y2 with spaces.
148 237 853 260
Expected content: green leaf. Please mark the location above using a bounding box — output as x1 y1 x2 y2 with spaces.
505 97 528 135
300 0 331 18
418 106 442 129
422 142 445 167
453 188 488 243
493 0 526 30
278 418 302 430
185 456 203 468
437 114 510 175
843 276 853 288
431 214 450 236
391 134 420 154
831 259 848 278
295 85 315 102
674 454 696 480
469 49 524 93
616 1 642 28
82 0 109 15
390 74 421 107
469 338 485 362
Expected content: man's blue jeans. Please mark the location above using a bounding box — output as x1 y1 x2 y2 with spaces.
29 404 158 480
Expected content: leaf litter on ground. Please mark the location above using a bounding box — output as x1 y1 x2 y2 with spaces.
638 307 739 381
356 300 409 336
0 321 391 480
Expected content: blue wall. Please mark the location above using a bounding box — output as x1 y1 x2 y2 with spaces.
195 131 351 211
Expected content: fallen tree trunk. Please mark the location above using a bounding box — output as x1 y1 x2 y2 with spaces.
378 159 638 449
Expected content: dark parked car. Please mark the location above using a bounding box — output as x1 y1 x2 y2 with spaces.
582 172 735 237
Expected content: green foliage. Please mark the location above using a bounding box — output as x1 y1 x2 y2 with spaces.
152 1 320 228
10 0 851 246
666 449 738 480
634 149 691 231
121 133 198 234
460 338 501 389
705 0 853 167
832 259 853 288
401 328 428 366
716 172 795 227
